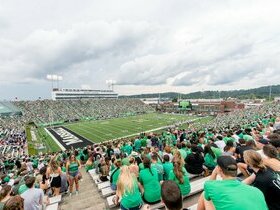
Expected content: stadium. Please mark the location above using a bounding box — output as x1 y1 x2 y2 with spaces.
1 1 280 210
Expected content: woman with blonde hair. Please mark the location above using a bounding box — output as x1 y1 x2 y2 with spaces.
169 152 191 196
243 150 280 210
47 157 62 196
114 166 143 210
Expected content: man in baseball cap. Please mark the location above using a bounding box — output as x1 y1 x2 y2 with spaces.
197 156 268 210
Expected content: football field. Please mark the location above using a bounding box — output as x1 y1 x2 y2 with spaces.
63 113 198 143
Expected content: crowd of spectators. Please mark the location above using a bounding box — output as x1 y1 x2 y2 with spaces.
87 103 279 210
13 99 153 124
0 102 279 209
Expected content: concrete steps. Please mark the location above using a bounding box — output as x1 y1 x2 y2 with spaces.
60 168 106 210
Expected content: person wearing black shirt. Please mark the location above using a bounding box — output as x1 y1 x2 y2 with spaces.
235 139 253 163
185 145 204 175
106 145 114 160
243 150 280 210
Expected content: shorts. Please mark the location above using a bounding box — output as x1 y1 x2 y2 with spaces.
50 176 61 188
69 171 79 178
111 184 117 190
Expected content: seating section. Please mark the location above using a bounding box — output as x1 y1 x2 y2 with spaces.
103 174 210 209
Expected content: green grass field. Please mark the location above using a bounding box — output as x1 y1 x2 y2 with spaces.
64 113 199 143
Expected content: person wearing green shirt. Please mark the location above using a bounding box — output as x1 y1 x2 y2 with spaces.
223 136 234 144
162 155 173 180
134 138 142 152
110 159 122 190
18 184 29 195
197 156 267 210
168 158 190 197
114 166 143 209
124 143 133 155
141 137 147 147
243 134 254 141
151 153 164 182
211 146 222 158
204 145 217 170
139 157 161 204
66 154 81 196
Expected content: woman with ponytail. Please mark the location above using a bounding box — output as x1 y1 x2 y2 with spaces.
243 150 280 210
168 152 191 196
139 157 161 204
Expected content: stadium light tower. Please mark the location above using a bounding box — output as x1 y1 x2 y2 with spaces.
46 74 63 89
106 79 116 91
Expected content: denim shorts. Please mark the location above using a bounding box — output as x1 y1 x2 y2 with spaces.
69 171 79 178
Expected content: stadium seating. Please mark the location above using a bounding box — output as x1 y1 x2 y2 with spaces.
105 176 210 209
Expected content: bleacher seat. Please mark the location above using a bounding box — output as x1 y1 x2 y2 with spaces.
49 195 62 204
46 203 58 210
98 181 111 191
101 187 116 198
106 176 210 209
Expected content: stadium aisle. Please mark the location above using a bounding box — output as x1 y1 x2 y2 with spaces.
61 168 105 210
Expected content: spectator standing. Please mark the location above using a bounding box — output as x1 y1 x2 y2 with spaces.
66 154 81 196
21 176 44 210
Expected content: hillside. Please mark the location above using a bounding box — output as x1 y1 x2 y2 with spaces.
120 85 280 100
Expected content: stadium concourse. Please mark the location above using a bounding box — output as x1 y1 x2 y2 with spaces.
0 100 279 209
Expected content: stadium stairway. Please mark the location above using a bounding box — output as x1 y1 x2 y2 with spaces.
60 168 106 210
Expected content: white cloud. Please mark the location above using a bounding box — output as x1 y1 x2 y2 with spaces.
0 0 280 99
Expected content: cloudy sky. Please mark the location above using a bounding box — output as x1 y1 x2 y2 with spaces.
0 0 279 100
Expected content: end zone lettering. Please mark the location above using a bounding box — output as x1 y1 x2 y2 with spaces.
47 126 93 149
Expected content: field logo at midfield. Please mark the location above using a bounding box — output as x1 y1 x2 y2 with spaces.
47 126 93 149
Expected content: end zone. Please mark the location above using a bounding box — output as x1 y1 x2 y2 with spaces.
46 126 93 150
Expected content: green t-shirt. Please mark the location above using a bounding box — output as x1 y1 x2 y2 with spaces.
122 158 130 166
179 149 187 160
204 153 217 169
124 145 133 155
18 184 28 194
139 163 144 171
211 147 222 157
168 167 191 196
111 168 121 185
151 163 164 181
134 139 142 151
141 138 147 147
163 162 174 180
204 179 268 210
120 179 143 209
139 168 161 203
243 134 254 141
223 137 234 144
